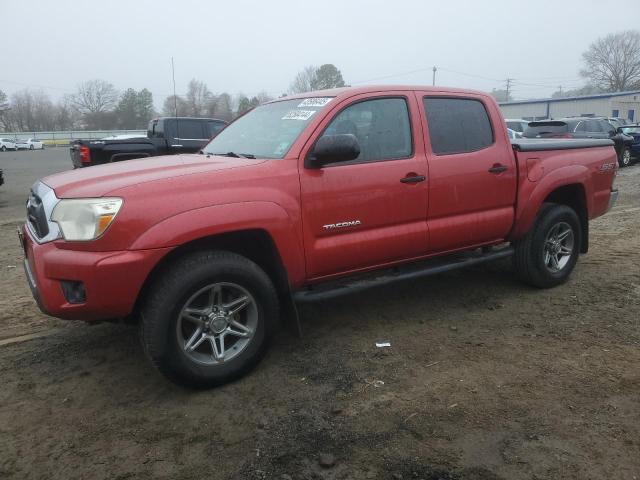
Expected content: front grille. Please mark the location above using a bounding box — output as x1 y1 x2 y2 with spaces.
26 190 49 238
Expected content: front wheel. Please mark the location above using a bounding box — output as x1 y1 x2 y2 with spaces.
1 146 5 152
618 147 631 168
140 250 279 388
29 144 34 150
513 203 581 288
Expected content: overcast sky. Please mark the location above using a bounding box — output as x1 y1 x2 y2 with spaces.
1 0 636 107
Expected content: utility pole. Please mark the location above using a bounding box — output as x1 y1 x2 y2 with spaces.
558 85 563 97
505 78 514 101
432 66 437 86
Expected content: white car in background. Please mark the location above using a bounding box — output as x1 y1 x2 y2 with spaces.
505 119 530 135
507 128 522 140
15 138 44 150
0 138 17 151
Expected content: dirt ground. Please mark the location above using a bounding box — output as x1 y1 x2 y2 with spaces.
1 153 639 479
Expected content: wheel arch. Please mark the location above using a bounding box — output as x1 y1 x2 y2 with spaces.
542 183 589 253
511 163 592 253
132 228 292 321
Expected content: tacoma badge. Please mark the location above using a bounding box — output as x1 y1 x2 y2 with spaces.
323 220 362 230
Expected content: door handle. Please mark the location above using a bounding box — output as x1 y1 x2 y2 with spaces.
400 175 426 184
488 164 508 174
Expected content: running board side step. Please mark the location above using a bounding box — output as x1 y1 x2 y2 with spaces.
293 246 514 303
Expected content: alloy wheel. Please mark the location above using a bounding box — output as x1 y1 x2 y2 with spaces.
543 221 574 273
176 282 258 365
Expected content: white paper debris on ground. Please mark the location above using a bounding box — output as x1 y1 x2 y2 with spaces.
375 341 391 348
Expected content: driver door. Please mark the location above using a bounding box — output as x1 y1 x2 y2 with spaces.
299 93 429 280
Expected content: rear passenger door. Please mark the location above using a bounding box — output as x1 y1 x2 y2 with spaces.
299 93 429 279
419 94 517 252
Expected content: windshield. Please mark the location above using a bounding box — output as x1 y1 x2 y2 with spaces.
620 126 640 134
202 97 334 159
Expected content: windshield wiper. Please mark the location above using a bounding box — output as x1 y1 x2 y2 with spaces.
207 151 256 159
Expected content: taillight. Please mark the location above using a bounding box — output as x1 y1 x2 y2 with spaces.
79 145 91 164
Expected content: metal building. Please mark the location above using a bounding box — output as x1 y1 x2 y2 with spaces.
499 90 640 122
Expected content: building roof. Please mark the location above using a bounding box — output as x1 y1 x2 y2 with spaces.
499 90 640 106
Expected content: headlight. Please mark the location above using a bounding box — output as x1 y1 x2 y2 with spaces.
51 198 123 241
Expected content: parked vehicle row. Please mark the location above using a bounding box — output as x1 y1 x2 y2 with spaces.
0 138 45 151
0 138 16 151
21 85 618 387
521 117 635 167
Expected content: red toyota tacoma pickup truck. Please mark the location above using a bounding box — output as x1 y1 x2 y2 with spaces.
20 86 619 387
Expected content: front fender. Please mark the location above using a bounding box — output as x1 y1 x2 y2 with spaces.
510 164 591 240
129 201 306 286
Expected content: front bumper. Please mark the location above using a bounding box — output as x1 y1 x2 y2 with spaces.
20 224 172 321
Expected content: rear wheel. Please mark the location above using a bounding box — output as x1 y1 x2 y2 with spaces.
513 203 581 288
140 250 279 388
618 146 631 167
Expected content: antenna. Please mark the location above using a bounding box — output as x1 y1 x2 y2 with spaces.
171 57 180 143
171 57 178 116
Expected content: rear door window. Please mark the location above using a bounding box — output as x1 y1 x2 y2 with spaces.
207 121 226 137
423 97 494 154
176 120 207 140
585 120 602 132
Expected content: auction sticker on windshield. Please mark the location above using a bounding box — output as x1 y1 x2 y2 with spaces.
282 110 317 121
297 97 332 108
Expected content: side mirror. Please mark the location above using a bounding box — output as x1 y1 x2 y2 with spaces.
307 134 360 168
609 129 616 137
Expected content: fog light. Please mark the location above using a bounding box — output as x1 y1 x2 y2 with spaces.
61 280 86 304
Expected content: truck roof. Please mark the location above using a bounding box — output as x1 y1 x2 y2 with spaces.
272 85 493 103
150 117 228 122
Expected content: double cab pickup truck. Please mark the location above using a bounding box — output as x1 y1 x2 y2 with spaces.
20 86 618 387
70 116 227 168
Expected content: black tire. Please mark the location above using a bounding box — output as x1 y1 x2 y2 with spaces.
1 146 5 152
513 203 581 288
29 144 34 150
140 250 279 388
618 146 631 168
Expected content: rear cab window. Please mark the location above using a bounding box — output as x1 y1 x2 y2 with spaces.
524 122 568 137
423 97 494 154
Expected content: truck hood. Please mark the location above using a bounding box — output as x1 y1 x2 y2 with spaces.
43 154 266 198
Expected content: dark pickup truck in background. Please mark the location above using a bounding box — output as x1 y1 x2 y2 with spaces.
70 117 227 168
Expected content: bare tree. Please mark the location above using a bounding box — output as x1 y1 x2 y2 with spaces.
288 66 318 94
581 30 640 92
7 89 56 131
0 89 10 130
255 90 274 104
162 95 189 116
71 80 118 114
186 79 213 116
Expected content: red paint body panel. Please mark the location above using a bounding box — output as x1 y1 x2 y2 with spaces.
23 86 618 322
22 224 170 320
